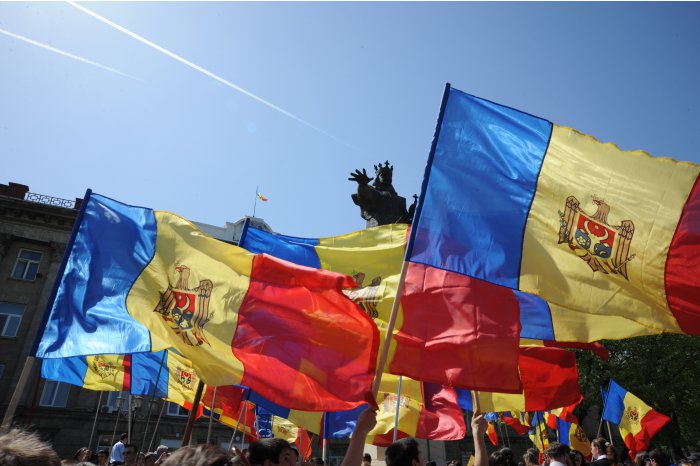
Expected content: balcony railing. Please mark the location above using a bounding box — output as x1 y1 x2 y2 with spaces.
24 192 76 209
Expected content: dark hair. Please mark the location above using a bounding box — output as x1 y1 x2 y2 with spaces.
249 439 292 466
649 450 671 466
523 451 538 466
290 448 299 458
161 444 232 466
313 458 325 466
120 433 129 441
124 444 138 454
545 443 571 462
386 438 420 466
364 454 372 463
426 462 436 466
592 438 607 454
607 445 620 466
570 450 587 466
490 451 509 466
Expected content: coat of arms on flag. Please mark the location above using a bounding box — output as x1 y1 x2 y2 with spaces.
154 264 213 346
558 195 635 279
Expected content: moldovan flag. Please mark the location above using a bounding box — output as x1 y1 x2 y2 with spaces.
602 380 670 456
201 386 257 437
35 192 379 413
363 375 466 446
529 413 550 452
556 418 591 456
41 349 204 414
410 85 700 342
240 223 520 393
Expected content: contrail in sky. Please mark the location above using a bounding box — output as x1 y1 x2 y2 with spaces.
68 1 358 150
0 27 137 80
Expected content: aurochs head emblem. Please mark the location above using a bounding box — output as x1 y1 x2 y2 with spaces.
91 356 118 380
558 196 635 279
626 406 640 424
154 265 213 346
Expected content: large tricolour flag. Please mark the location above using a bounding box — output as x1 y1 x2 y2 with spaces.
35 192 379 413
408 84 700 342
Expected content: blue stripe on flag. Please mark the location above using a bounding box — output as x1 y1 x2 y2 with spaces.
240 227 320 268
408 88 552 289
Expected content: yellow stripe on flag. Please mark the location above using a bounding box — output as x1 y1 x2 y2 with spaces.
127 211 251 387
83 354 129 390
521 125 698 341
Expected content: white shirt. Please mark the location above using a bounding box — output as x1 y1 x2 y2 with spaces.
111 441 125 463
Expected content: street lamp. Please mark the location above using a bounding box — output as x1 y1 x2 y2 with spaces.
128 395 143 443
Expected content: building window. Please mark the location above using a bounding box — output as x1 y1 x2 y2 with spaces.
105 391 128 412
40 381 70 407
11 249 43 281
167 402 189 417
0 302 24 337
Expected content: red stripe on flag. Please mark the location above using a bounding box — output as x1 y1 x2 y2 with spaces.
627 409 671 457
123 354 131 392
415 383 466 440
666 174 700 334
234 253 379 412
394 262 522 393
519 347 582 412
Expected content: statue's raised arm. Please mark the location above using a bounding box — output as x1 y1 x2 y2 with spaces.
349 161 417 228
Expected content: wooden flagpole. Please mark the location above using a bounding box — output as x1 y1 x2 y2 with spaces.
182 380 205 446
206 387 218 444
391 376 404 442
89 392 105 451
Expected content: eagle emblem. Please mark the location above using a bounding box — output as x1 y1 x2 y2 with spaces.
574 425 587 442
154 265 213 346
558 196 635 279
175 365 196 391
344 272 382 318
381 393 410 414
91 356 118 380
626 406 640 424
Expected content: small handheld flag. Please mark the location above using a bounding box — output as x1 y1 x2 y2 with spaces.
257 192 268 202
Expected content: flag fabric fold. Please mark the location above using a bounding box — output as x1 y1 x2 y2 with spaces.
409 85 700 342
602 379 670 457
35 192 379 413
240 224 522 394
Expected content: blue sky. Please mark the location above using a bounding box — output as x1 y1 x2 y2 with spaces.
2 2 699 237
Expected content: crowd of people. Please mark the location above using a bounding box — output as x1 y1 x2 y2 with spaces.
0 409 693 466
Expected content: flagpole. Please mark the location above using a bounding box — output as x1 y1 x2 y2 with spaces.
227 390 250 452
89 392 105 451
241 400 249 450
140 351 168 453
606 421 614 446
1 189 93 432
392 376 403 442
206 387 218 444
148 401 166 452
598 381 611 437
182 380 205 447
253 186 258 218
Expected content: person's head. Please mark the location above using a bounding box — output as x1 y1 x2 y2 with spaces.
75 448 92 461
0 428 61 466
156 446 169 457
591 439 607 458
425 462 436 466
97 449 109 465
364 454 373 465
545 442 571 464
249 439 295 466
649 450 671 466
385 438 423 466
490 451 510 466
523 450 539 466
606 446 619 465
144 453 157 466
313 458 325 466
161 444 232 466
120 433 129 443
570 450 586 466
123 444 138 465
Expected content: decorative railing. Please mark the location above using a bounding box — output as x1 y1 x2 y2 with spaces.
24 192 76 209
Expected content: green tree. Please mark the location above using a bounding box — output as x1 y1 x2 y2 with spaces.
575 335 700 457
